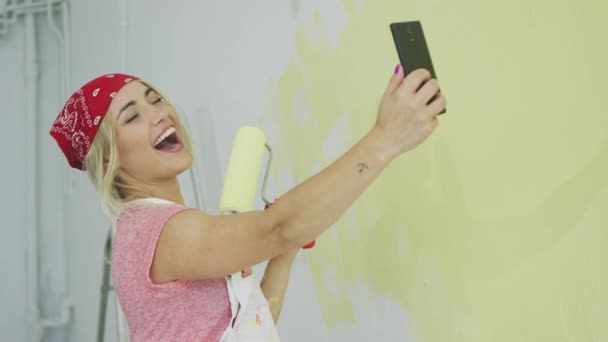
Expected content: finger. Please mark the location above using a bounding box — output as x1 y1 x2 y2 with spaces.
385 64 405 95
400 68 432 94
425 93 447 118
416 78 440 105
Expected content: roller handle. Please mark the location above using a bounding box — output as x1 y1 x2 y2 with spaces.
264 198 316 250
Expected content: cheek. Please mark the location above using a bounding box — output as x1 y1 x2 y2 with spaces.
116 130 151 171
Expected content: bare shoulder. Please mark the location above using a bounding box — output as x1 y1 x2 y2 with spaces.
150 208 206 283
163 207 208 236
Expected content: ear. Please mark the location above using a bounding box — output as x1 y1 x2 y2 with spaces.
102 157 109 173
102 154 116 176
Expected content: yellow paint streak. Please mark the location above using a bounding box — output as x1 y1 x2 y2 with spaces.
260 0 608 340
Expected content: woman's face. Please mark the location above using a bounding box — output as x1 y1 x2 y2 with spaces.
108 80 192 186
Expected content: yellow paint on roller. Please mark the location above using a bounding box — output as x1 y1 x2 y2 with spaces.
219 127 267 213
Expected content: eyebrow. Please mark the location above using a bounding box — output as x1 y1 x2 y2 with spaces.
116 87 155 122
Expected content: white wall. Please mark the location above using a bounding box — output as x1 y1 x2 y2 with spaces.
3 1 334 341
6 1 607 342
1 8 71 340
0 18 27 342
69 1 332 340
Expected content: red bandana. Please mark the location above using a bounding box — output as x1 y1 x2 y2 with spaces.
49 73 139 170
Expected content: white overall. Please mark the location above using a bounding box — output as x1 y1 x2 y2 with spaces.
219 271 280 341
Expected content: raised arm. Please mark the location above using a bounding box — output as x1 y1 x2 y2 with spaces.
150 67 446 282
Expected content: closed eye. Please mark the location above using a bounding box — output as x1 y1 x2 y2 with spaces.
149 92 163 105
126 113 139 124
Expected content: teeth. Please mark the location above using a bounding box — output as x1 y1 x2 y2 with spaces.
153 127 176 146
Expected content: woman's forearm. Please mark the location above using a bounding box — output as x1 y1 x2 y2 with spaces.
260 250 298 323
271 127 392 249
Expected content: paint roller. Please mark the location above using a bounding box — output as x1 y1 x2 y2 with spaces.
219 126 316 244
218 126 315 307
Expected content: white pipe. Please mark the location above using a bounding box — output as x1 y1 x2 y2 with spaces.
46 0 74 195
46 0 63 46
5 5 56 15
61 0 74 195
19 2 74 341
61 1 70 97
60 4 74 323
39 298 73 328
24 11 42 342
6 0 64 13
47 0 64 102
119 0 128 72
0 0 8 34
41 0 74 336
0 2 16 36
45 0 71 98
0 0 64 36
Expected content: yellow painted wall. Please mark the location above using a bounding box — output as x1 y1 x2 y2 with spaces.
260 0 608 340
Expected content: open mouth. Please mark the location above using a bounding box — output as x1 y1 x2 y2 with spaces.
153 127 182 152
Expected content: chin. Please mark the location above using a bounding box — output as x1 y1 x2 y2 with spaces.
164 151 193 176
151 127 194 176
174 156 193 175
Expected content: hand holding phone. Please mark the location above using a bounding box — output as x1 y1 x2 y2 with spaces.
390 21 446 114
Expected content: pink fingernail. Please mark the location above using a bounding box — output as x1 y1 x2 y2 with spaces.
394 64 400 74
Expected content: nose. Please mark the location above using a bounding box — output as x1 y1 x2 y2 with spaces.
150 106 169 126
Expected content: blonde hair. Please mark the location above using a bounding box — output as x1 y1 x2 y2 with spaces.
84 81 193 220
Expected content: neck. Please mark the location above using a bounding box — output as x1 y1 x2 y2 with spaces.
126 177 185 205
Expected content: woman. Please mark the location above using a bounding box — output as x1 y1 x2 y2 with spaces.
49 65 446 341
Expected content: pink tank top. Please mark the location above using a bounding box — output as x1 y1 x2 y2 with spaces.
112 201 232 341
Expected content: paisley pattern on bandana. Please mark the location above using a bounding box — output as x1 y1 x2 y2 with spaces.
49 73 139 170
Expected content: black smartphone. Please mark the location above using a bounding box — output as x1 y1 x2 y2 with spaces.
390 21 445 114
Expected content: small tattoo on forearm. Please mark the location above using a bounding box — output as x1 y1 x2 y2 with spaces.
356 163 368 173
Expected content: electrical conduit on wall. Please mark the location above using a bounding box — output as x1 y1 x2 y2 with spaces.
15 0 73 340
42 1 74 341
24 10 41 342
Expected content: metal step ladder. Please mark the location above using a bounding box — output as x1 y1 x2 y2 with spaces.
96 229 129 342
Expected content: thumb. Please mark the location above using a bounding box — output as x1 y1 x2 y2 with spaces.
385 64 404 94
